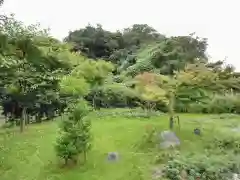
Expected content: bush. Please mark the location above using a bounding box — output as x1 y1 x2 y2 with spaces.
205 135 240 154
55 100 91 165
137 124 159 150
86 83 138 109
163 153 240 180
175 94 240 114
96 108 163 118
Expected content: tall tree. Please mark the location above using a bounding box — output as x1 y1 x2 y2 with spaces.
0 15 70 131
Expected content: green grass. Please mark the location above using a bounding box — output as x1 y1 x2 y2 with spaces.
0 109 240 180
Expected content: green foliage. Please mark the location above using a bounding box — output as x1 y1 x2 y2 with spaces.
55 100 91 165
124 35 207 76
96 82 136 107
0 15 71 131
164 153 240 180
175 94 240 114
138 124 158 150
60 76 89 97
134 72 169 111
65 24 163 62
207 94 240 114
1 111 240 180
71 59 114 87
206 135 240 154
95 108 163 118
1 9 240 134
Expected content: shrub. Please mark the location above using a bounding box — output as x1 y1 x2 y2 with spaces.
163 153 240 180
205 135 240 154
55 100 91 165
96 108 163 118
175 94 240 114
137 124 158 150
154 151 180 164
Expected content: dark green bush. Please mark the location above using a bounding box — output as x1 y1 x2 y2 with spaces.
164 153 240 180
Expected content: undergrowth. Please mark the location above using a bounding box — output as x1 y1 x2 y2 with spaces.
158 133 240 180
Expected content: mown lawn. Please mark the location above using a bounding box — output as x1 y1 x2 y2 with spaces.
0 109 240 180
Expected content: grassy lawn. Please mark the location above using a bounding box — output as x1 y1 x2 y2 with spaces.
0 109 240 180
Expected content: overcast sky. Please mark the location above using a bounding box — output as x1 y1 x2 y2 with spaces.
1 0 240 70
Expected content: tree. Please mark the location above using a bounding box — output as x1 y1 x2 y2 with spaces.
0 15 70 131
55 99 91 165
122 24 164 47
56 70 92 165
71 59 114 109
65 24 120 60
64 24 164 65
134 72 168 111
124 34 208 77
134 63 219 129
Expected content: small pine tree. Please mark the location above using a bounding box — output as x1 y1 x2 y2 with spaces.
55 100 91 165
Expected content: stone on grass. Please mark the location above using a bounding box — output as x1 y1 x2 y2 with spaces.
107 152 119 162
159 131 180 149
232 173 240 180
231 127 240 132
194 128 201 135
152 166 164 179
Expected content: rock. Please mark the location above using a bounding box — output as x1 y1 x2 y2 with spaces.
194 128 201 135
152 166 164 179
107 152 119 162
159 131 180 149
232 127 240 132
180 170 188 179
233 173 239 180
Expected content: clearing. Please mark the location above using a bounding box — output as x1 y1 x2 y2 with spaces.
0 109 240 180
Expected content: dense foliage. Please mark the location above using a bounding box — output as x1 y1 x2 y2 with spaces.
1 6 240 129
2 0 240 177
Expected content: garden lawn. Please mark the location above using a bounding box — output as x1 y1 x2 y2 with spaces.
0 109 240 180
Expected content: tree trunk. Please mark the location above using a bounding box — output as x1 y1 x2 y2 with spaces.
169 116 174 130
20 107 26 132
36 114 42 123
64 158 68 165
168 92 175 130
92 93 96 110
83 150 87 163
26 115 30 125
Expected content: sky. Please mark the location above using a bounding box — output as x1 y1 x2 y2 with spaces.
1 0 240 70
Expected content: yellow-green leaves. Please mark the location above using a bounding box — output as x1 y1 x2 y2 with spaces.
135 72 169 104
60 76 89 97
5 84 20 94
102 83 136 98
141 85 168 104
71 59 114 86
176 63 218 87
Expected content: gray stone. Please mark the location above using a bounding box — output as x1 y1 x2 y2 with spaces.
159 131 180 149
194 128 201 135
107 152 119 162
232 127 240 132
152 166 164 179
232 173 240 180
